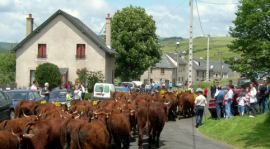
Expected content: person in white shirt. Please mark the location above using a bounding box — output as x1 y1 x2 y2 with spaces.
224 85 234 119
237 90 245 116
73 84 82 100
30 80 38 91
194 88 207 128
249 82 258 117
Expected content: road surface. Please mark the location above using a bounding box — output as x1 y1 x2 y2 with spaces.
129 117 232 149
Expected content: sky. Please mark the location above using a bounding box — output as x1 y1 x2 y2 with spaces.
0 0 239 42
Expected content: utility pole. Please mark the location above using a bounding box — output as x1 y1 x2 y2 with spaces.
206 35 210 82
176 42 180 85
188 0 193 87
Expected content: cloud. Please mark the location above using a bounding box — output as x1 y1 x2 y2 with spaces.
0 0 239 42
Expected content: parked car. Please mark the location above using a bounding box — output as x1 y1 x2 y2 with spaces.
5 90 43 119
0 91 11 120
115 86 130 93
49 89 67 107
93 83 115 99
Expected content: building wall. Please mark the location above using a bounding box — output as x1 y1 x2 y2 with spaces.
140 68 175 83
16 15 111 88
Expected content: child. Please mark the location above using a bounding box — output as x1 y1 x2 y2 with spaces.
237 90 245 116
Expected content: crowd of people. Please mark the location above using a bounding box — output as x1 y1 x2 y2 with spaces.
210 80 269 119
29 80 86 102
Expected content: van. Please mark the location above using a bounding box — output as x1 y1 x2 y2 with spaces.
93 83 115 99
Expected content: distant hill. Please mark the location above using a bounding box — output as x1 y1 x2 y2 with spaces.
159 36 239 61
0 42 16 53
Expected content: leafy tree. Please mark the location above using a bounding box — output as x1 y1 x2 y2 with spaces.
76 68 104 93
228 0 270 77
76 68 88 86
111 6 161 81
86 71 104 93
35 63 61 90
0 52 15 85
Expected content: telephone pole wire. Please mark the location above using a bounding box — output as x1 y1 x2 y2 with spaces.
188 0 193 87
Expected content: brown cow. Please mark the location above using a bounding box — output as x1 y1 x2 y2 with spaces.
15 100 39 118
0 116 38 134
0 130 21 149
148 102 167 148
23 118 64 149
106 112 131 149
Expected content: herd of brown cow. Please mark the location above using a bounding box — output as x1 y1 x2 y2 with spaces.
0 91 195 149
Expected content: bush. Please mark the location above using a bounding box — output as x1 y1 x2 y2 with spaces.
76 68 104 93
35 63 61 90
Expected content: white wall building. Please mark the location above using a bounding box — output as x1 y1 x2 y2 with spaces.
14 10 115 88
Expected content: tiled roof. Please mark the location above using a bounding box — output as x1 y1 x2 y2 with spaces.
13 9 116 55
153 54 176 69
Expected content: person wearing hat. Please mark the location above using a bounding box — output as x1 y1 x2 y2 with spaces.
194 88 207 128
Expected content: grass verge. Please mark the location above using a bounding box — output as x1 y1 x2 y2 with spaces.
199 113 270 149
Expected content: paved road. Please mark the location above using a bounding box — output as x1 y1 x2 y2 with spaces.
129 117 232 149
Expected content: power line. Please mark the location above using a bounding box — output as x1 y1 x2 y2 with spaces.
195 0 205 36
197 0 238 5
98 23 106 35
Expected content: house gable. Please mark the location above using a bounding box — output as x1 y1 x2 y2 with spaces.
13 9 115 55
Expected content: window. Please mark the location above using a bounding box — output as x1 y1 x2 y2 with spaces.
76 44 85 59
38 44 46 58
161 68 165 74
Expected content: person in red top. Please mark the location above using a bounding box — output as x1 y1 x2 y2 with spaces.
203 88 208 98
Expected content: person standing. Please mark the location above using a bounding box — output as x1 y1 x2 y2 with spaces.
73 84 81 100
194 88 207 128
258 80 269 113
41 82 50 103
210 81 217 98
224 85 234 119
30 80 38 91
215 86 225 119
145 82 151 93
249 82 258 117
80 84 86 100
237 89 245 116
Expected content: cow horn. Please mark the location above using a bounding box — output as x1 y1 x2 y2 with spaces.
23 112 29 118
23 133 35 138
130 109 135 113
164 102 170 105
73 111 78 114
74 115 80 119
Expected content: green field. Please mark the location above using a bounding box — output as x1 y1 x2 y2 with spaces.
160 36 239 61
199 113 270 149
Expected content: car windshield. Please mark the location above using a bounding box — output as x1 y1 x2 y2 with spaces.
50 90 67 99
7 91 28 100
95 85 103 92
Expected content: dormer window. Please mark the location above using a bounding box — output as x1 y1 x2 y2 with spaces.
37 44 46 58
76 44 85 59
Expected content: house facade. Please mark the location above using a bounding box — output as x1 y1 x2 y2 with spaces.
140 52 239 85
140 54 176 84
14 10 115 88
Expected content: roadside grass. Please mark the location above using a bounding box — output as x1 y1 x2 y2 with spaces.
199 113 270 149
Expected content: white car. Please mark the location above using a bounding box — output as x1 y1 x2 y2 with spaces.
93 83 115 99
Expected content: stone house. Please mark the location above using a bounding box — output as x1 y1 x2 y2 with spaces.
13 10 115 88
140 54 176 85
141 52 239 85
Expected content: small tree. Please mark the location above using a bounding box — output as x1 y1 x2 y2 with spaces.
0 52 15 85
76 68 88 86
87 71 104 93
35 63 61 90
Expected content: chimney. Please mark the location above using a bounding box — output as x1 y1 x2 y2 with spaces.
105 13 111 48
26 14 33 36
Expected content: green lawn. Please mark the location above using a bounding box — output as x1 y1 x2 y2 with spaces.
160 36 240 61
198 113 270 149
